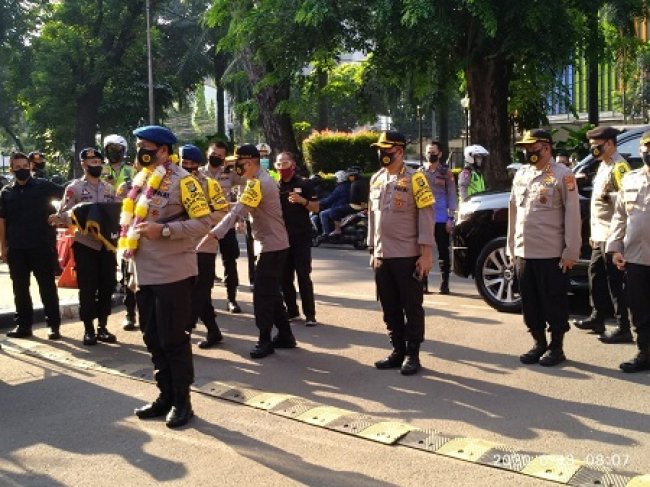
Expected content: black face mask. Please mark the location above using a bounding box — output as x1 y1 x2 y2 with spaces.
428 154 439 164
590 144 605 159
137 147 158 167
643 152 650 166
379 150 394 167
524 149 542 164
86 165 103 178
208 155 224 167
14 168 30 182
106 148 122 163
182 165 198 175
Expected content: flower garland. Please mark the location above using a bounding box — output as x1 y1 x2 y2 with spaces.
118 163 170 259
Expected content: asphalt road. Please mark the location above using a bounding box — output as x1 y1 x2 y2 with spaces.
1 243 649 486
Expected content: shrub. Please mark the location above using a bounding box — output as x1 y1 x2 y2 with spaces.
303 130 379 174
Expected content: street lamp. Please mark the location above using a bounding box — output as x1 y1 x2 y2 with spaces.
460 94 470 148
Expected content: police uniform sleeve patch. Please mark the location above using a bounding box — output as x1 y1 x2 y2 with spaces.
563 174 576 191
411 172 435 208
180 175 211 218
207 178 229 211
239 179 262 208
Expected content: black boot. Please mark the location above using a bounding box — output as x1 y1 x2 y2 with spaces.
166 389 194 428
250 340 275 358
135 384 173 419
271 332 297 349
6 326 33 339
599 324 634 344
47 327 61 340
198 321 224 349
122 314 137 331
97 317 117 343
620 349 650 373
571 315 605 334
439 260 450 295
401 342 421 375
519 329 548 364
375 339 405 369
539 332 566 367
82 320 97 346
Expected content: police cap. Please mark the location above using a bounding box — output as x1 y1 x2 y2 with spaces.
515 129 553 146
371 131 408 149
79 147 103 161
586 126 620 142
180 144 204 164
133 125 178 146
225 144 260 162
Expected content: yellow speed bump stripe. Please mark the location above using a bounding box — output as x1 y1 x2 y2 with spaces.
244 392 296 410
295 406 352 426
356 421 416 445
436 438 503 462
521 455 584 484
628 475 650 486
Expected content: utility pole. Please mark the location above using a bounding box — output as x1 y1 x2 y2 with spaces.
146 0 155 124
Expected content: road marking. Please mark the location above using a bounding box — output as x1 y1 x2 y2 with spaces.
3 338 648 486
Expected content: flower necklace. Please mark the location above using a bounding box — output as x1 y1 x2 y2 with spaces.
118 162 170 259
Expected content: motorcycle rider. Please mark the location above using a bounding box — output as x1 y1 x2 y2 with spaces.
318 170 351 236
458 144 488 202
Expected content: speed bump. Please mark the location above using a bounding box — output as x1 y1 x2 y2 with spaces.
356 421 416 445
436 438 503 463
295 405 351 426
627 475 650 487
244 392 296 410
521 455 584 484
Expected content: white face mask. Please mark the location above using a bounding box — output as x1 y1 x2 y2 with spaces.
260 158 270 169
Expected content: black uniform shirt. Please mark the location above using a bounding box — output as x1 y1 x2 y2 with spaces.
278 175 317 242
0 177 64 250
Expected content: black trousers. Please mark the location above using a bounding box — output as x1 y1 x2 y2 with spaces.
7 246 61 329
374 256 425 345
626 263 650 350
434 223 450 271
191 252 218 331
219 228 240 301
121 259 137 318
254 250 291 342
137 277 194 391
515 257 569 334
588 242 629 326
73 242 116 323
281 237 316 319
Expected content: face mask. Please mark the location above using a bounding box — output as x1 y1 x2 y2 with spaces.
182 165 198 175
14 168 30 182
33 162 45 170
106 148 122 163
278 167 294 180
428 154 439 164
643 152 650 166
86 165 103 178
590 144 605 158
260 158 270 169
524 149 542 164
473 156 484 167
379 150 394 167
208 155 223 167
137 147 158 167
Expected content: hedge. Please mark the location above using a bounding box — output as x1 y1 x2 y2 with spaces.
303 130 380 174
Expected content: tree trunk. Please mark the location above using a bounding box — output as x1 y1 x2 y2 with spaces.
71 85 103 179
1 124 24 152
315 67 328 131
436 96 449 158
466 54 511 189
213 50 229 136
586 10 600 125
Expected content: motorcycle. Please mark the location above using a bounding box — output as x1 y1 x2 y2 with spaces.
311 209 368 250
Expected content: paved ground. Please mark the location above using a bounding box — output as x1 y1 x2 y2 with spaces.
1 241 649 486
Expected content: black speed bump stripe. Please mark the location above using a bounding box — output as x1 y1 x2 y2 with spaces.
3 338 650 486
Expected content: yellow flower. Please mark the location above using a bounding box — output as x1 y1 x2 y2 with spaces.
122 197 134 213
134 203 148 219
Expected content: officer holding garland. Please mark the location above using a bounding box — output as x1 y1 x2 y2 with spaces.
124 125 212 429
368 131 435 376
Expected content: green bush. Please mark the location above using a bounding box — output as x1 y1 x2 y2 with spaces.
303 130 380 174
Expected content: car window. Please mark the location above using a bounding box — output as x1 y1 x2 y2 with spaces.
618 135 641 161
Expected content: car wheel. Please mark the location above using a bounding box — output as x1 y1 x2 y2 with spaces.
474 237 521 313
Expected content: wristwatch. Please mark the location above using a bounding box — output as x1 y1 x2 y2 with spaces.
161 224 171 238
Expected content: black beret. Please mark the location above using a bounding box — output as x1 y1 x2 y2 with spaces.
79 147 104 161
586 126 620 141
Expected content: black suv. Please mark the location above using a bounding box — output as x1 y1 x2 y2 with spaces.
452 126 648 313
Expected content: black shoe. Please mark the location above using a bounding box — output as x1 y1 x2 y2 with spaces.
135 395 173 419
439 282 450 295
572 317 605 334
272 334 297 349
539 349 566 367
400 355 421 375
198 331 223 349
122 316 137 331
519 343 547 364
48 328 61 340
250 341 275 358
599 328 634 344
6 326 33 339
305 317 318 327
97 327 117 343
83 332 97 346
620 351 650 373
166 400 194 428
227 301 241 313
375 351 405 369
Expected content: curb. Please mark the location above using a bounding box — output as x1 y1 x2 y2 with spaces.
0 294 124 330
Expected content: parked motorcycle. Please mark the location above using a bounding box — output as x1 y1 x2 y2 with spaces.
311 210 368 250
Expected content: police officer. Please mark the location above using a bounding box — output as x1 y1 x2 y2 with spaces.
126 126 212 428
458 144 488 202
207 144 295 359
572 126 632 343
53 148 119 346
0 152 64 339
421 141 457 294
507 129 581 367
28 151 47 179
180 144 228 348
103 134 138 332
606 130 650 372
275 151 319 326
368 131 435 375
200 140 242 313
